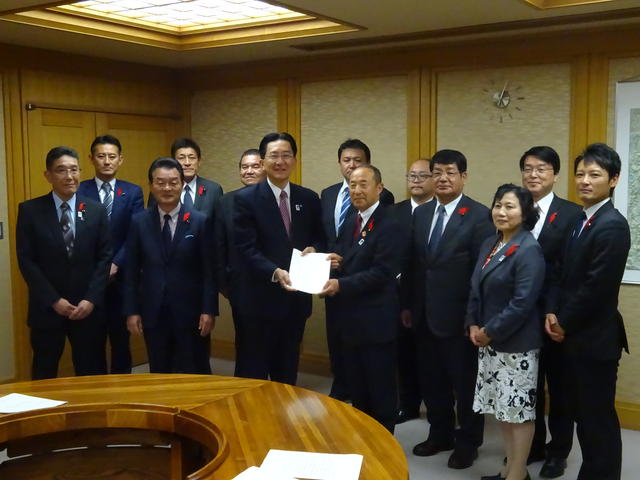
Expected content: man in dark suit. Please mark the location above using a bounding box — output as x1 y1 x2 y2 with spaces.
320 138 394 400
215 149 264 375
233 132 324 385
401 149 493 469
392 158 434 424
124 157 217 374
519 146 581 477
16 146 111 380
320 165 402 433
148 137 224 224
78 135 144 374
546 143 630 480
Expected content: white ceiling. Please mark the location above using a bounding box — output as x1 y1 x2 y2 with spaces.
1 0 640 68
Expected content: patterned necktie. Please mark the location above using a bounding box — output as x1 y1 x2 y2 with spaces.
352 213 363 241
279 190 291 237
428 205 445 254
183 184 194 211
337 187 351 235
162 213 172 255
101 182 113 217
60 202 74 257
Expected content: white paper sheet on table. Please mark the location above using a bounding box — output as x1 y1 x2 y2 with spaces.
288 249 331 294
259 449 364 480
231 466 297 480
0 393 67 413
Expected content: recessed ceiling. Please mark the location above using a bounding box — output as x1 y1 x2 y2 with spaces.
1 0 640 67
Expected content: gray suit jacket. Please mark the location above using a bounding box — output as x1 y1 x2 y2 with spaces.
465 229 545 353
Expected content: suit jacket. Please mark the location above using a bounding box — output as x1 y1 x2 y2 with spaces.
402 195 494 337
391 199 414 273
16 193 112 328
123 206 217 328
233 180 324 320
215 187 243 295
465 230 545 353
549 200 630 360
77 178 144 268
148 175 223 224
320 181 394 251
332 206 402 346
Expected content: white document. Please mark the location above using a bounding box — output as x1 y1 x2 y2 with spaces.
260 449 364 480
288 249 331 294
231 466 296 480
0 393 67 413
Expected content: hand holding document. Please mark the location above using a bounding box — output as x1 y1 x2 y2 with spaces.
0 393 67 413
288 249 331 294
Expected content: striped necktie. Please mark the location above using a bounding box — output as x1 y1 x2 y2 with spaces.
60 202 74 257
101 182 113 217
336 187 351 235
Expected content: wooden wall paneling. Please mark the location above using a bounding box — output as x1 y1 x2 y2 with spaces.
407 69 421 173
277 79 302 184
586 53 610 142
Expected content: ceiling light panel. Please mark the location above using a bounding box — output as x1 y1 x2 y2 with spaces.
57 0 307 33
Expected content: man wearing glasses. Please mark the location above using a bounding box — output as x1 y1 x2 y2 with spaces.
392 158 434 424
320 138 394 401
16 146 111 379
401 149 493 469
233 132 324 385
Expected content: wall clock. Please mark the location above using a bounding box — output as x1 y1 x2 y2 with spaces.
483 80 525 123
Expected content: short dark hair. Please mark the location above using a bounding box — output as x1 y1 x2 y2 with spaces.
519 146 560 174
148 157 185 183
352 164 382 184
574 142 621 178
430 149 467 173
338 138 371 163
258 132 297 159
46 146 79 170
171 138 201 159
490 183 538 231
239 148 260 168
90 135 122 154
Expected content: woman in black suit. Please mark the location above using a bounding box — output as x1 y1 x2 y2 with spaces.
465 184 545 480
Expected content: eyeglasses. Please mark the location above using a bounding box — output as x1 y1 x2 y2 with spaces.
266 153 293 161
522 167 553 175
406 173 432 182
51 167 80 176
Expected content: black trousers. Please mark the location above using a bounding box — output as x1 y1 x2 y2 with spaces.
31 314 107 380
397 324 422 413
325 298 350 399
143 319 209 374
416 324 484 450
532 340 574 458
566 355 621 480
344 340 398 433
103 280 132 374
234 315 307 385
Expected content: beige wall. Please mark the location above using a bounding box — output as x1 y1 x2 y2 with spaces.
436 64 572 206
0 76 15 381
607 56 640 403
191 85 278 345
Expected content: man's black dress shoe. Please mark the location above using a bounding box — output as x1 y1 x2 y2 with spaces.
540 456 567 478
447 447 478 469
395 408 420 424
480 474 505 480
412 439 454 456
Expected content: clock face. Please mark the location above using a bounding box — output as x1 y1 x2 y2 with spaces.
483 80 525 123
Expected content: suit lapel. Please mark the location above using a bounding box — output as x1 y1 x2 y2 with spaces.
341 207 380 265
480 231 526 282
194 177 204 210
436 196 468 256
85 180 100 202
259 181 290 242
537 195 558 244
45 193 69 257
169 206 189 259
147 207 167 262
111 180 123 220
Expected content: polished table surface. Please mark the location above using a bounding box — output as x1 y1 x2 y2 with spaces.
0 374 408 479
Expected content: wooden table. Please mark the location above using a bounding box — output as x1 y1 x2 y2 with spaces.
0 374 408 479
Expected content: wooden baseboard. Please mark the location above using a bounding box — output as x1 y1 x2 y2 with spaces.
211 339 331 377
617 401 640 430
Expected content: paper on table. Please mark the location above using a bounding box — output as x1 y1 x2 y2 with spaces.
260 449 364 480
0 393 67 414
288 249 331 294
231 466 297 480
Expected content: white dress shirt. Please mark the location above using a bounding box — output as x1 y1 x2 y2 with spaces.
267 177 291 218
428 194 463 242
94 177 116 203
532 191 555 240
158 203 181 239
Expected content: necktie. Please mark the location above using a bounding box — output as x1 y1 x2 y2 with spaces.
183 184 194 211
279 190 291 236
352 213 363 241
162 214 172 255
337 188 351 235
570 211 588 244
101 182 113 217
60 202 74 257
428 205 445 254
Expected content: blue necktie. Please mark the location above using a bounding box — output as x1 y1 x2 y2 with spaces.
183 185 194 211
101 182 113 217
428 205 445 254
337 188 351 235
162 214 172 256
60 202 74 257
569 211 588 247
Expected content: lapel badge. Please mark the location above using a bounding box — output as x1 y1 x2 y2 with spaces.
295 204 302 211
361 231 367 237
358 238 365 246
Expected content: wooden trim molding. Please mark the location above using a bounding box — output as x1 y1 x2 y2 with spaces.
523 0 616 9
